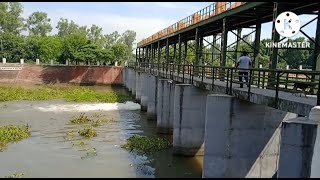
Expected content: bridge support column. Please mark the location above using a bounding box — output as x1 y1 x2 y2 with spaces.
147 74 158 120
173 84 210 156
277 117 318 178
157 79 175 134
140 72 149 111
123 68 128 90
128 68 134 92
131 69 136 97
202 94 297 178
135 71 142 103
310 106 320 177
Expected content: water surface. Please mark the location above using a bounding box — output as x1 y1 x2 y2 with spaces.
0 85 202 178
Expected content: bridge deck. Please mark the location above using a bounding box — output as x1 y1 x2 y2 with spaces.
139 2 319 47
139 68 315 116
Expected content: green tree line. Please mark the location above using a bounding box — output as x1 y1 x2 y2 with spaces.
0 2 136 65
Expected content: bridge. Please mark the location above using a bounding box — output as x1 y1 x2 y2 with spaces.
124 2 320 178
131 1 320 116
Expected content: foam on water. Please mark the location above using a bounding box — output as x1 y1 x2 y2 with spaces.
35 101 141 112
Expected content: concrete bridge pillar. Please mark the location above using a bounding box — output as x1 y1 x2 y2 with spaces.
157 79 175 134
276 106 320 178
141 72 149 111
277 117 317 178
125 68 130 91
135 71 142 103
123 68 127 89
202 94 297 178
310 106 320 178
147 74 158 120
173 84 211 156
130 69 136 95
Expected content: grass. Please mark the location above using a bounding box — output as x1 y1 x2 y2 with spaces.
0 85 132 103
0 125 31 151
78 127 97 138
121 135 172 154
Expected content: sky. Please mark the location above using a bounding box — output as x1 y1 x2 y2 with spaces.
21 2 318 48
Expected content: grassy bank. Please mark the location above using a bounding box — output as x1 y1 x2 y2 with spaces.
0 85 132 103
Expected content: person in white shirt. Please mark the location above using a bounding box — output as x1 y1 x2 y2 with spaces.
236 51 252 88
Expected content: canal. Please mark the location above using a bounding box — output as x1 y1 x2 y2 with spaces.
0 85 202 178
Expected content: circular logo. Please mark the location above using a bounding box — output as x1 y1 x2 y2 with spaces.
275 11 300 38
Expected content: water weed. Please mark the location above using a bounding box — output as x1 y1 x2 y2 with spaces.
70 113 93 124
121 135 171 154
0 125 31 151
81 147 97 159
5 172 25 178
0 85 132 103
78 127 97 138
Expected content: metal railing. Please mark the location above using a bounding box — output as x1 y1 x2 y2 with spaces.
128 62 320 107
137 2 246 47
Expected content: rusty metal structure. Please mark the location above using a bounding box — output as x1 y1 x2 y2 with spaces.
132 2 320 106
136 2 320 72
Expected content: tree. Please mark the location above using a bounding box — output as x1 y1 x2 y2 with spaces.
0 2 25 34
74 43 99 64
111 43 127 63
280 37 310 69
60 31 88 64
104 31 121 48
0 32 26 62
88 24 105 48
121 30 136 60
56 18 80 37
38 36 63 63
27 11 52 36
25 35 41 61
97 48 115 65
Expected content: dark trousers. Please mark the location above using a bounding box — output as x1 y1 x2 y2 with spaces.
239 71 249 88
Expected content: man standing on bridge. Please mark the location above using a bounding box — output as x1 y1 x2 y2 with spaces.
236 51 252 88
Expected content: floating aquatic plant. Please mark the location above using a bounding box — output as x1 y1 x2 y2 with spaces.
0 125 31 151
0 85 132 103
70 113 93 124
121 135 171 154
72 141 87 147
91 118 114 127
5 172 25 178
91 113 106 118
78 127 97 138
81 147 97 159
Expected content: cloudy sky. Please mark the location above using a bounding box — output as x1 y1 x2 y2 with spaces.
21 2 317 47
